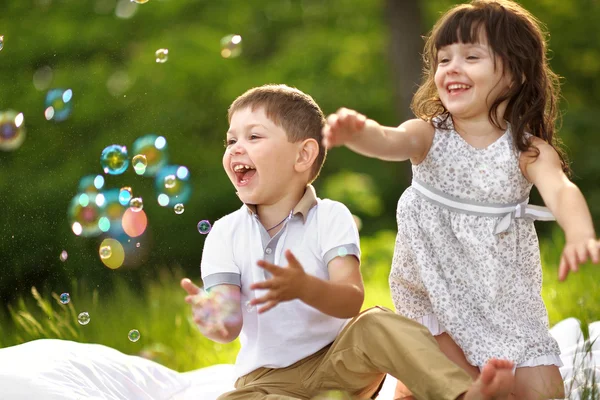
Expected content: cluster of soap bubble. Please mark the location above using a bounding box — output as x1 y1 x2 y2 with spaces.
192 288 242 332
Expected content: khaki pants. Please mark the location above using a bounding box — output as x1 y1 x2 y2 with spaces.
218 306 472 400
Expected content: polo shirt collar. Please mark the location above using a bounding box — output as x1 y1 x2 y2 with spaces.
244 185 317 223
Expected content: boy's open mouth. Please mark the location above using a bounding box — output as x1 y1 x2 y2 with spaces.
233 164 256 185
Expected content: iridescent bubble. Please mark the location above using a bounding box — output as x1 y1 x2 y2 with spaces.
132 154 147 175
337 247 348 257
164 174 176 189
157 193 170 207
132 134 168 176
197 220 211 234
59 293 70 304
136 242 140 248
0 110 26 152
94 175 105 189
98 216 111 232
60 250 68 262
122 207 148 237
128 329 141 342
99 238 125 269
245 300 254 312
220 34 242 59
99 245 112 259
44 88 73 122
129 197 143 212
101 144 129 175
78 312 90 325
118 187 133 206
0 36 4 52
68 192 105 237
155 48 168 63
174 203 184 214
33 66 53 91
131 0 148 4
155 165 191 207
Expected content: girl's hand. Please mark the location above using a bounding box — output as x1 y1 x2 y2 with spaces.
322 107 367 149
558 238 600 281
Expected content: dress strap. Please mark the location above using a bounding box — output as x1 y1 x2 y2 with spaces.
411 179 555 234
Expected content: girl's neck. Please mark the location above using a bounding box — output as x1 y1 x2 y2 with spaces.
451 115 508 138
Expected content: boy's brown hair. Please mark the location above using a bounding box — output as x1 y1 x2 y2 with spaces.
228 84 327 184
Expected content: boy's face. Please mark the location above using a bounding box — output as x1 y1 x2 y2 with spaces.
223 106 300 205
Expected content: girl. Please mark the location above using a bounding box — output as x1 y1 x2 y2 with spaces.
322 1 599 399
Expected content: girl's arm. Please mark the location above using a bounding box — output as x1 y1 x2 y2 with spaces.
521 137 599 281
322 108 434 163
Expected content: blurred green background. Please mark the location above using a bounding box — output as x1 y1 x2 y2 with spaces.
0 0 599 371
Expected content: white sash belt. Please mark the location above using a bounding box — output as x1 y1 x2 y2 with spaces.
411 179 555 234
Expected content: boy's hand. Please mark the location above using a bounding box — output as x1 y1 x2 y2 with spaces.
181 278 229 336
322 107 367 149
558 237 600 281
250 250 308 313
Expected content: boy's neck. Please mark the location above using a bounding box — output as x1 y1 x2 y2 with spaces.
255 185 307 233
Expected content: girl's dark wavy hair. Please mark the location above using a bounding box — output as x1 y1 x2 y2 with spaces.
411 0 569 174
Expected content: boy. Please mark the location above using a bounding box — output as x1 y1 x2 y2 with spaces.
181 84 515 400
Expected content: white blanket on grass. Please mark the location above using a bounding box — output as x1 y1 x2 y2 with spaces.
0 318 598 400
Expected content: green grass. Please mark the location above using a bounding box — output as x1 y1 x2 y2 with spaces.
1 228 599 381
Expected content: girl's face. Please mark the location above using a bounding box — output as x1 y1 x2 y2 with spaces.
434 34 512 121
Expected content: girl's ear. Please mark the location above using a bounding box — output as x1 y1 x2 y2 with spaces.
295 138 319 174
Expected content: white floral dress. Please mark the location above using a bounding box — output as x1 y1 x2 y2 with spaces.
390 118 562 367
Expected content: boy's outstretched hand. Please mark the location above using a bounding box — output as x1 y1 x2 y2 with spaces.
181 278 242 340
250 249 308 314
322 107 367 149
558 238 600 281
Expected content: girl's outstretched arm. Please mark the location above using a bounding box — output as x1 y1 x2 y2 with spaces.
521 137 599 281
322 107 434 163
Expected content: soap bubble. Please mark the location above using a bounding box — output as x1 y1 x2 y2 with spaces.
155 48 168 63
68 192 105 237
99 245 112 259
99 238 125 269
101 144 129 175
59 293 70 304
118 187 133 206
0 110 26 152
44 88 73 122
132 134 168 176
129 197 143 212
128 329 141 342
78 312 90 325
155 165 191 207
132 154 147 175
59 250 68 262
174 203 184 214
197 220 211 234
220 34 242 59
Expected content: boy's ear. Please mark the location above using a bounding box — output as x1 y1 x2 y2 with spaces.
295 138 319 174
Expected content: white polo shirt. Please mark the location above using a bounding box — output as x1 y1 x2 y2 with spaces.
200 185 361 378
